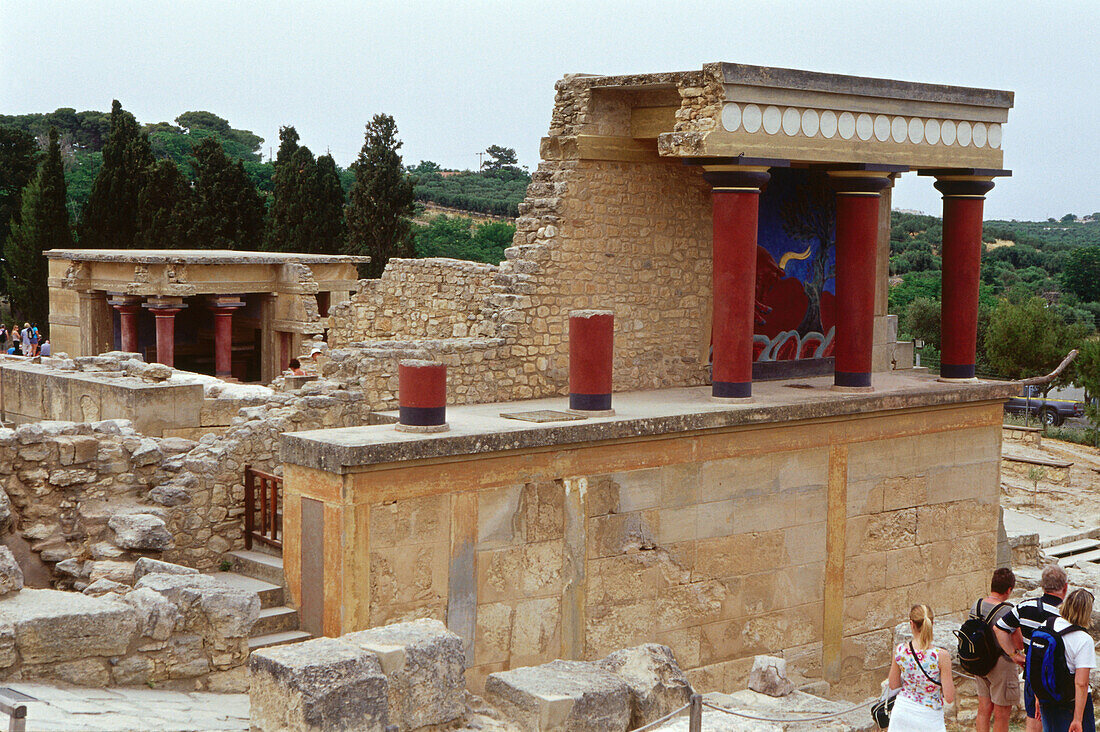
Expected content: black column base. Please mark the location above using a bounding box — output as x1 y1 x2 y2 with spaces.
834 371 872 388
939 363 976 380
712 381 752 399
399 405 447 427
569 393 612 411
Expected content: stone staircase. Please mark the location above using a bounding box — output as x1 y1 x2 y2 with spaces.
215 549 311 651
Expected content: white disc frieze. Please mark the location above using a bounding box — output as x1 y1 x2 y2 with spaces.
908 117 924 144
957 120 972 147
782 107 801 136
820 110 838 138
924 119 941 145
873 115 890 142
742 104 763 134
801 109 820 137
838 112 856 139
972 122 987 148
721 103 742 132
762 106 782 134
941 119 957 146
856 113 873 141
891 116 907 143
988 123 1002 149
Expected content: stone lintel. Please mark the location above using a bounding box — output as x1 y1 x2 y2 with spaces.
279 375 1020 474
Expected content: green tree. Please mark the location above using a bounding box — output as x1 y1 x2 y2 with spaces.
484 145 519 170
901 297 941 350
0 126 41 281
984 296 1087 392
1076 337 1100 446
4 128 72 326
1061 213 1078 223
136 159 194 249
190 137 264 250
264 126 345 254
345 114 415 277
78 100 154 248
1062 246 1100 302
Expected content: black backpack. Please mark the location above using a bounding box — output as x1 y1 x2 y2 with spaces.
954 599 1009 676
1026 617 1083 704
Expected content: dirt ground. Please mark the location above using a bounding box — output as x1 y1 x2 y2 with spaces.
1001 435 1100 531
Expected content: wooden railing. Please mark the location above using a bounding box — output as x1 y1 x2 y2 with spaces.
244 465 283 550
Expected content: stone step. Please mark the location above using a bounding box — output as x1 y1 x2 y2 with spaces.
252 606 300 637
225 550 284 586
1047 538 1100 558
211 572 284 609
249 630 312 652
1062 548 1100 567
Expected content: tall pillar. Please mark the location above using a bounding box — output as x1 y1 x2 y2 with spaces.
144 298 186 368
829 172 893 391
934 176 996 381
107 295 143 354
209 297 245 379
703 166 772 401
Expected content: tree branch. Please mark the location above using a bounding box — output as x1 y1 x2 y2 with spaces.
1017 349 1079 386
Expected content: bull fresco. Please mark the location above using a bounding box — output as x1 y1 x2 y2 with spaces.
753 168 837 362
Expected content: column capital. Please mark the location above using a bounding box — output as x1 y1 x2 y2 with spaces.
143 296 186 313
826 170 894 195
685 156 788 191
208 296 246 311
932 176 996 198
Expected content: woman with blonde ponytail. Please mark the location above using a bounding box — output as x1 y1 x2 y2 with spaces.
885 604 956 730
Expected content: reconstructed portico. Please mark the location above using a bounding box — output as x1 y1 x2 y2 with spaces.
279 63 1016 698
47 250 365 382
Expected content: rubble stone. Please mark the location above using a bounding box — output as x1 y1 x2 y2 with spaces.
250 636 390 732
0 547 23 596
597 644 693 726
747 655 795 697
108 513 173 551
485 659 633 731
133 556 199 581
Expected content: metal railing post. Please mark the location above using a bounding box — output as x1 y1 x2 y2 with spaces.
689 693 701 732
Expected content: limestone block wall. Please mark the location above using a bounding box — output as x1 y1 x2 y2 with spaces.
329 258 500 344
282 400 1003 698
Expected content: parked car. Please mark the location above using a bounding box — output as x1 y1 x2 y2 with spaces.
1004 385 1084 426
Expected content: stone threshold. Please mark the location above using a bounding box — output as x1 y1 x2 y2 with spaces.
280 371 1019 473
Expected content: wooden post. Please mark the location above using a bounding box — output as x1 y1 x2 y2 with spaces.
689 694 702 732
243 465 254 550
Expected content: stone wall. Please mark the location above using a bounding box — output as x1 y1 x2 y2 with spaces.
282 399 1003 698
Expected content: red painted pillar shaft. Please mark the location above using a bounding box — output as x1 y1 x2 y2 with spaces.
831 175 890 390
704 168 770 400
118 306 139 353
213 310 234 377
397 359 448 432
936 178 995 380
569 310 614 414
152 309 182 368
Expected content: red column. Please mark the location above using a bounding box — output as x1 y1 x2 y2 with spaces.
704 168 771 400
210 298 245 379
108 296 143 354
935 177 995 381
396 359 448 433
151 308 182 367
569 310 614 414
830 173 892 390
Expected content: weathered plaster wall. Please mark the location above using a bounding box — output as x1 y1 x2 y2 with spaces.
281 400 1002 698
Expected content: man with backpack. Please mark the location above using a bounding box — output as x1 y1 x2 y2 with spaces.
959 568 1020 732
996 564 1069 732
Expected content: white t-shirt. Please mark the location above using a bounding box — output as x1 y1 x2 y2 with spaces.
1052 617 1097 673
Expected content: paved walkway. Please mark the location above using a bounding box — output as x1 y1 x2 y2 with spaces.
1 683 248 731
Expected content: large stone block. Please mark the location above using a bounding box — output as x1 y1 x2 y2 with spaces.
109 513 174 551
485 659 632 731
250 636 390 732
133 556 199 581
0 588 137 664
596 644 694 727
0 546 23 596
135 572 259 639
343 618 465 730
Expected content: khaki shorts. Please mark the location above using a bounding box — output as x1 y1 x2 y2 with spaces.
974 656 1021 707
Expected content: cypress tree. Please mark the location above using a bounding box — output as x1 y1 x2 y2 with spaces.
78 100 153 248
190 137 264 249
136 159 194 249
0 126 41 295
4 128 72 326
265 126 346 255
345 114 415 277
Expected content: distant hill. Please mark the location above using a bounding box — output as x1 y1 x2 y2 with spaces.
409 163 529 218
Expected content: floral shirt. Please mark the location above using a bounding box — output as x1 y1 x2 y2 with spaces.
895 642 943 710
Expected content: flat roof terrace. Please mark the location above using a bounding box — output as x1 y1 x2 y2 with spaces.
44 249 370 265
280 372 1019 473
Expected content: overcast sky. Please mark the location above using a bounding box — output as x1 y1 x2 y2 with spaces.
1 1 1095 221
